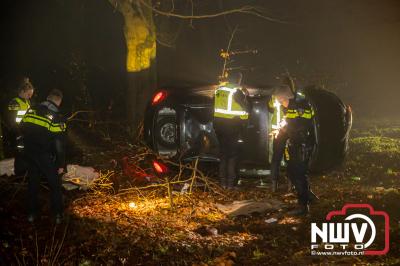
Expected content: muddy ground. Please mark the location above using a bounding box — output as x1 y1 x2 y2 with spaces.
0 118 399 265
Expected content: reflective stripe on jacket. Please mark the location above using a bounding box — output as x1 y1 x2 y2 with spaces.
285 108 314 119
214 86 248 120
8 97 31 123
20 101 67 168
269 96 285 129
22 110 66 133
283 94 315 146
285 92 314 120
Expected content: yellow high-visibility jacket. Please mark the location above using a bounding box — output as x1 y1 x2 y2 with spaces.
214 86 248 120
8 97 31 124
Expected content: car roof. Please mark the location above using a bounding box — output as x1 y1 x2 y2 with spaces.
164 84 275 97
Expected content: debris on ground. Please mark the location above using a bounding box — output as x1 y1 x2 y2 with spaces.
215 199 284 217
62 182 80 191
0 158 14 176
265 217 278 224
374 186 399 194
62 164 99 189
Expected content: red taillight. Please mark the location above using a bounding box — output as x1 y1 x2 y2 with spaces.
152 91 167 105
153 160 168 174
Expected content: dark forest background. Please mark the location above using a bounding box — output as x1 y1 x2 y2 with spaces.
1 0 399 120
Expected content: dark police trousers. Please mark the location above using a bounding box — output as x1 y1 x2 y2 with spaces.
214 118 242 187
14 149 29 176
25 152 63 216
270 132 287 182
287 143 311 206
2 134 28 175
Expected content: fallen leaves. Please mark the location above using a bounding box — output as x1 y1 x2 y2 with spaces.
2 121 400 265
69 189 261 265
209 251 236 266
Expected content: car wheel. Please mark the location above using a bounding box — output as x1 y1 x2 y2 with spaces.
155 116 178 148
305 87 352 173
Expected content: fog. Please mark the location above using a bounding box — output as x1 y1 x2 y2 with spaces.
158 0 400 116
1 0 399 116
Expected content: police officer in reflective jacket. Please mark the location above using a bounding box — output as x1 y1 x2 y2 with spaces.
3 77 34 173
7 77 34 126
213 83 249 189
20 89 66 223
273 85 315 215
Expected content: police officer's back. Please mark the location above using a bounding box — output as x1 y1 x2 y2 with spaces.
20 89 66 223
213 82 249 189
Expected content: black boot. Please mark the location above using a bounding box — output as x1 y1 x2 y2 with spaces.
226 179 235 190
288 204 309 216
226 177 240 190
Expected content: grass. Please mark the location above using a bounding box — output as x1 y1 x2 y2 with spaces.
351 136 400 154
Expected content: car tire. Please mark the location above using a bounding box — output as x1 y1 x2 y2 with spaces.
304 87 352 173
155 116 178 149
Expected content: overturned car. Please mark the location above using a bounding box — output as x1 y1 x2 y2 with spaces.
144 84 352 175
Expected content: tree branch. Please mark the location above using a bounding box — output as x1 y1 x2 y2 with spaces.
221 26 238 80
138 0 287 23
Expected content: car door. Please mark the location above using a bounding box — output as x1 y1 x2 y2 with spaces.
240 95 271 167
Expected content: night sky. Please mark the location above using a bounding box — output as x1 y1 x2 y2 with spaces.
1 0 399 116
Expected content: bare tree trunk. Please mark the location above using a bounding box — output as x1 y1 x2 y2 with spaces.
108 0 156 131
127 61 156 131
